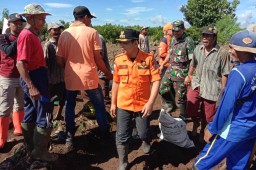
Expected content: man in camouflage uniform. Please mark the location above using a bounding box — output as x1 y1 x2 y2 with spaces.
159 20 195 119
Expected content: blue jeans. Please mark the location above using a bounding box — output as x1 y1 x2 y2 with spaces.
20 67 53 128
116 108 151 145
65 86 108 134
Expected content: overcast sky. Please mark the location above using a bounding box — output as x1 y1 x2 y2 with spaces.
0 0 255 28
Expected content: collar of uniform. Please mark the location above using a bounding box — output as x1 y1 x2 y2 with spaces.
199 43 220 52
122 50 142 63
70 21 86 27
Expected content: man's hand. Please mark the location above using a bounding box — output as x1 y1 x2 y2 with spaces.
159 65 164 73
28 85 41 100
110 104 117 117
141 102 153 118
204 128 213 143
184 76 191 86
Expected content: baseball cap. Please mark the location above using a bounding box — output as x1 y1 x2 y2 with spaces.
21 4 51 16
163 23 172 31
73 6 96 19
202 25 218 35
141 26 148 31
47 22 64 31
172 20 185 31
116 29 139 42
229 30 256 54
8 13 26 23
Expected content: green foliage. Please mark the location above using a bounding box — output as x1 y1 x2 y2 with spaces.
180 0 240 27
0 8 9 32
216 15 243 45
2 8 9 20
185 26 202 44
59 19 70 29
94 24 124 44
94 24 163 44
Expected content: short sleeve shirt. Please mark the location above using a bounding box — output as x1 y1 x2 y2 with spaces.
191 44 231 101
57 22 102 90
113 51 160 112
44 38 64 84
17 29 46 71
168 33 195 81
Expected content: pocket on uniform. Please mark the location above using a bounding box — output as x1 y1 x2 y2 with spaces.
0 84 9 97
118 69 129 83
138 69 150 82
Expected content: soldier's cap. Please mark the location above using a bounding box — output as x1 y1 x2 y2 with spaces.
163 23 172 31
73 6 96 19
20 4 51 16
47 22 64 31
8 13 26 23
141 26 148 31
172 20 185 31
202 25 218 35
116 29 139 42
229 30 256 54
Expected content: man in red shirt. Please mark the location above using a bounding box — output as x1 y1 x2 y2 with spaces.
16 4 58 162
0 13 25 149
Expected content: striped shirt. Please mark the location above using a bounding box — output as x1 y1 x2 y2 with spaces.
44 38 64 85
191 44 231 101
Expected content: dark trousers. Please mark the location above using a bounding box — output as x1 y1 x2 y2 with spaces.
20 67 53 128
65 86 108 134
116 108 151 145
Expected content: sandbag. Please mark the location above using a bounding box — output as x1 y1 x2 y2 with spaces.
158 109 195 148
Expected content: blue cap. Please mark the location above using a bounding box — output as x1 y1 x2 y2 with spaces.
229 30 256 54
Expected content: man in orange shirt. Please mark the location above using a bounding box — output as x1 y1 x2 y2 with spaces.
56 6 112 147
158 23 173 77
110 29 160 170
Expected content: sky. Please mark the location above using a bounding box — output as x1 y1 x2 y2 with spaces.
0 0 255 28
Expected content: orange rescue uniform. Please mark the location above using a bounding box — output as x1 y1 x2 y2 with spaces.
158 35 171 67
113 51 161 112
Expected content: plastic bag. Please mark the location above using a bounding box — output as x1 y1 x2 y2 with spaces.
158 109 195 148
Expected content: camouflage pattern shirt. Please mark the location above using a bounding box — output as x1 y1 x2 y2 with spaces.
168 33 195 81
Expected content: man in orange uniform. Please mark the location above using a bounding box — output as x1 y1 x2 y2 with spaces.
158 23 173 77
110 29 160 170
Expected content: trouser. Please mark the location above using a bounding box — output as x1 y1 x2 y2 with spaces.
65 86 108 134
19 67 53 128
186 87 216 123
116 108 151 145
160 76 187 114
83 78 110 104
194 135 255 170
0 76 24 116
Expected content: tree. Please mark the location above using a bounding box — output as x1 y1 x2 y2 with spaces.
180 0 240 27
0 8 9 32
59 19 70 30
216 15 243 45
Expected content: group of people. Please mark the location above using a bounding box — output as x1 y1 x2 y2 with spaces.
0 3 255 170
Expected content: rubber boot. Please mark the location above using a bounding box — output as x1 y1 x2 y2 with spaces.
179 104 186 121
191 117 200 137
21 123 36 151
161 93 177 114
31 127 58 162
0 116 10 149
117 144 129 170
142 141 151 154
13 111 24 135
